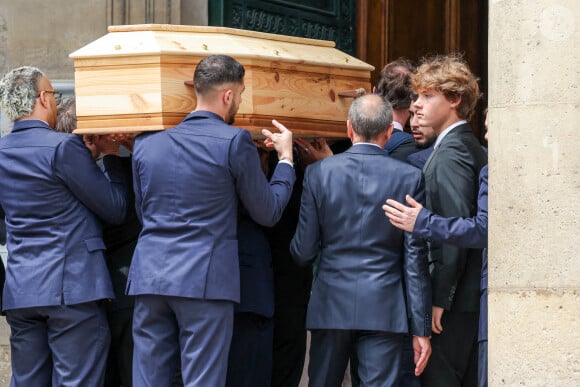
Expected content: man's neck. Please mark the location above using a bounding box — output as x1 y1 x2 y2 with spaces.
434 115 462 135
16 116 50 127
392 109 409 130
352 135 387 149
194 100 228 122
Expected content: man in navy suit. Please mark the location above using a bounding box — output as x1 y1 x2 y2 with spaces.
290 93 432 386
0 66 128 386
384 124 489 387
410 55 488 387
129 54 296 387
55 96 139 387
375 59 417 162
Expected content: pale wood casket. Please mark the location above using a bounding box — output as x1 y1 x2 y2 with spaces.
69 24 374 138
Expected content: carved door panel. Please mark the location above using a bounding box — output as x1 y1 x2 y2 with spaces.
359 0 488 140
209 0 357 56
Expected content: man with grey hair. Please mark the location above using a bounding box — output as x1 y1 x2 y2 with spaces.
0 66 128 386
290 93 432 386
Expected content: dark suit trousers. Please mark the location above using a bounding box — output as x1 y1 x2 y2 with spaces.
132 295 233 387
271 305 308 387
6 301 110 386
226 312 274 387
104 307 134 387
421 310 479 387
309 329 403 387
350 334 420 387
478 340 488 387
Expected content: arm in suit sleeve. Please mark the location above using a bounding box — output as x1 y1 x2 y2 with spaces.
429 145 480 309
289 164 321 266
230 130 296 227
54 135 128 225
404 175 432 337
414 165 488 249
131 148 143 224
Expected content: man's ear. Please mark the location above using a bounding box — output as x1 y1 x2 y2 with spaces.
385 123 394 141
222 89 233 106
346 119 354 140
449 95 462 110
37 91 50 109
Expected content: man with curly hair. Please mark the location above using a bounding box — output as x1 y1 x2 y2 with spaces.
0 66 128 386
411 55 488 386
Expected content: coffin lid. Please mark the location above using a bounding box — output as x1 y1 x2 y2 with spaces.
70 24 373 72
69 24 373 137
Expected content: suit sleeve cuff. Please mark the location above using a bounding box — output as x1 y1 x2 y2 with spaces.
278 159 294 168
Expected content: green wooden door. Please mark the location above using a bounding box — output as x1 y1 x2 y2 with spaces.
209 0 356 55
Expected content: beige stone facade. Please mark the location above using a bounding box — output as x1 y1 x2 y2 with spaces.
0 0 208 135
0 0 579 385
488 0 579 385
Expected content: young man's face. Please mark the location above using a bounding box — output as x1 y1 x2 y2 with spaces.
413 89 458 135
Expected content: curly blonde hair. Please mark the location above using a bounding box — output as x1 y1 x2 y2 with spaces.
412 54 481 120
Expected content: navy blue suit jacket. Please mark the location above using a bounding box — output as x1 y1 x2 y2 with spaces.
414 165 488 340
128 111 295 303
385 129 417 163
290 144 431 336
0 120 128 310
407 145 434 169
236 212 274 318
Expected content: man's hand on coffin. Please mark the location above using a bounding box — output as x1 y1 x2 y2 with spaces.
262 120 293 164
110 133 135 153
294 138 333 166
82 134 127 159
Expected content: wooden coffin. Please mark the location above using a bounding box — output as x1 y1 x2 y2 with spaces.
69 24 374 138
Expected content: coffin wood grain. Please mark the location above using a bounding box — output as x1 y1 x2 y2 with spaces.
70 24 373 137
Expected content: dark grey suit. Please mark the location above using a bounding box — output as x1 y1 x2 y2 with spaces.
290 143 431 387
420 123 487 387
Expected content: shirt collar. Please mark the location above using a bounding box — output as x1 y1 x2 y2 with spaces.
11 119 52 133
352 142 383 149
434 120 467 149
392 121 404 131
185 110 225 123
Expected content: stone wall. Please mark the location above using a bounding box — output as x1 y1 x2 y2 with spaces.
488 0 580 385
0 0 208 135
0 0 579 385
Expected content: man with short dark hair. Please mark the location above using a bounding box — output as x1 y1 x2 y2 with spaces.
129 54 296 386
375 59 418 162
290 93 432 386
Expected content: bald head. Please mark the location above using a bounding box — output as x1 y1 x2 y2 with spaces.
348 94 393 142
